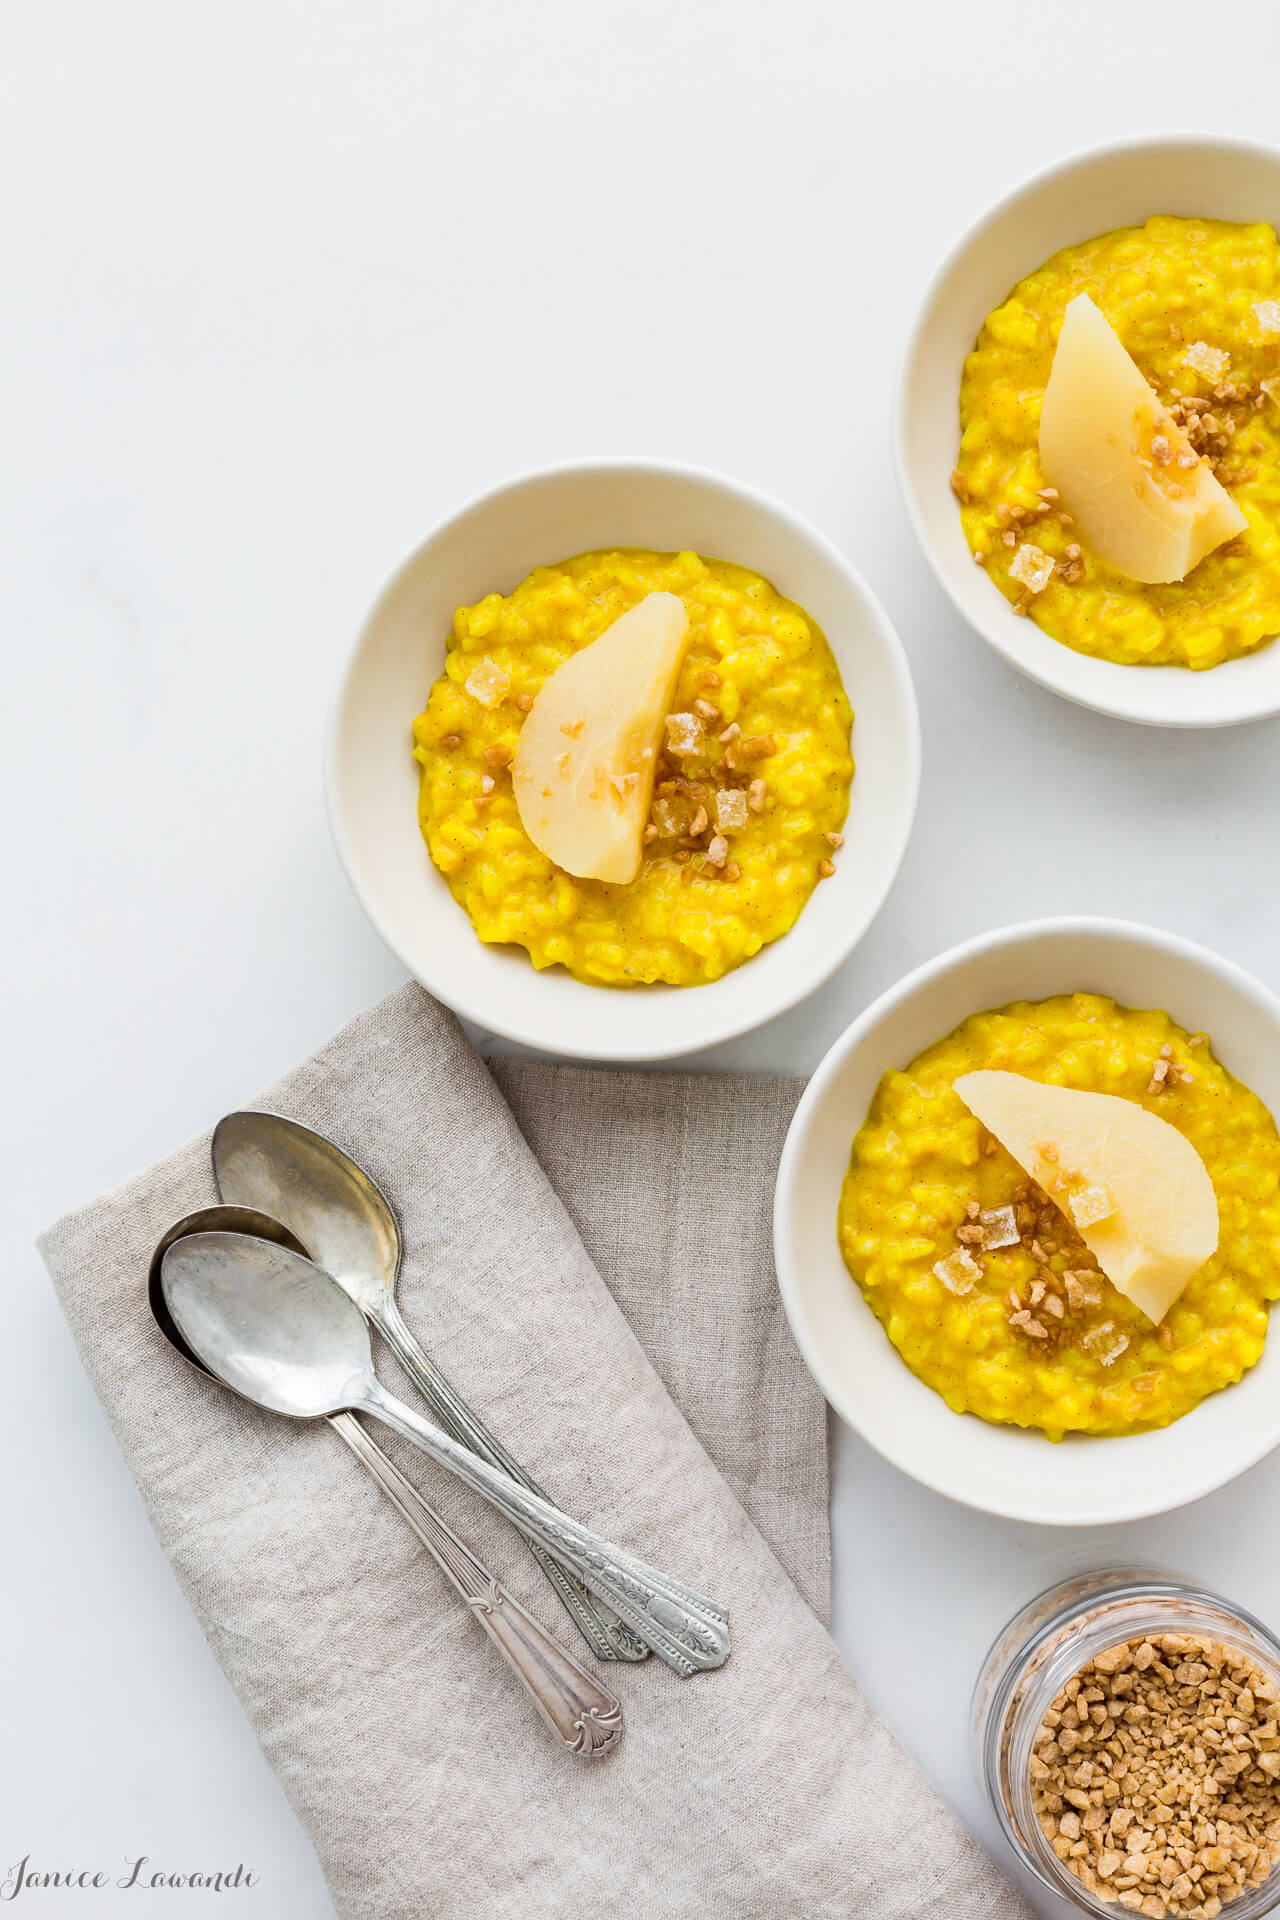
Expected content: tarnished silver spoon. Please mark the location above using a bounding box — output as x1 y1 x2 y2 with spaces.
211 1109 646 1664
148 1207 623 1756
161 1231 730 1676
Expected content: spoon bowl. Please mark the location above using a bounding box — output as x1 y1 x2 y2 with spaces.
212 1112 397 1318
162 1232 375 1418
148 1205 308 1379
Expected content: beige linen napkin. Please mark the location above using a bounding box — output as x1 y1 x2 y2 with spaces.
39 983 1032 1920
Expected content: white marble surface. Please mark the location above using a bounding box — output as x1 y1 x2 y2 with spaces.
7 3 1280 1913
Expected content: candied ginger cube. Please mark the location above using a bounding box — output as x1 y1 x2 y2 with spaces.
714 787 749 832
1080 1321 1128 1367
933 1248 982 1296
664 712 705 758
979 1205 1020 1251
1252 300 1280 339
1182 341 1230 384
1069 1183 1114 1229
465 659 510 708
651 793 692 838
1008 543 1055 595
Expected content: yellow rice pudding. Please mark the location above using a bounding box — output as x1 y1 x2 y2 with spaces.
955 216 1280 668
412 548 854 988
838 994 1280 1440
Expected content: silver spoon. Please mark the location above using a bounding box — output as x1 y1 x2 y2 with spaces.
161 1231 730 1676
211 1109 646 1664
148 1207 623 1756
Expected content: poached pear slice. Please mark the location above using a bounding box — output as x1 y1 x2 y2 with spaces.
511 590 691 884
954 1069 1219 1325
1039 292 1246 584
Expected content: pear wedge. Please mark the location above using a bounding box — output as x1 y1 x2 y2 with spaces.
512 591 691 883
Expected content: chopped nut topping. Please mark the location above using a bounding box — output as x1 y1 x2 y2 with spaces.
514 692 534 713
704 833 729 868
817 857 835 878
747 778 767 813
718 721 740 744
950 468 972 504
1033 1634 1280 1915
738 733 777 762
440 732 462 749
825 830 844 848
693 697 721 724
688 805 708 836
483 743 512 770
479 774 495 795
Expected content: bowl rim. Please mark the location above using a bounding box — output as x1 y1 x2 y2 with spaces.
773 912 1280 1525
893 129 1280 730
323 453 922 1059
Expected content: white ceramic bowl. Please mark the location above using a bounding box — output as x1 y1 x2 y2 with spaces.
327 459 920 1060
774 917 1280 1526
897 133 1280 728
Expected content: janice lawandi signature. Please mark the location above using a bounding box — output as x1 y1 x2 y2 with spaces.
1 1857 258 1900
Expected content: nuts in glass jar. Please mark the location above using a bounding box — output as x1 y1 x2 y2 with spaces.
1031 1633 1280 1915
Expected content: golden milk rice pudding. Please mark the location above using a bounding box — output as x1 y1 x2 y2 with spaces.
837 994 1280 1441
954 216 1280 668
411 548 854 988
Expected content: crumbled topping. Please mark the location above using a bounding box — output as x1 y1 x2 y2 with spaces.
1032 1633 1280 1915
1182 341 1231 384
1149 1043 1193 1095
934 1248 981 1295
664 712 705 758
465 659 510 707
1069 1183 1114 1229
1009 543 1056 595
714 788 749 832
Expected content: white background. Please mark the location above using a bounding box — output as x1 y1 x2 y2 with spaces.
6 3 1280 1914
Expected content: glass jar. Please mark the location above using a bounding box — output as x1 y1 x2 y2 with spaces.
973 1569 1280 1917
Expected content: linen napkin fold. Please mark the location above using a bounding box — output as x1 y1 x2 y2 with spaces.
39 983 1032 1920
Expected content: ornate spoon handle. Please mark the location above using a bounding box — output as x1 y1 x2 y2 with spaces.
328 1411 623 1757
354 1379 731 1678
375 1301 648 1665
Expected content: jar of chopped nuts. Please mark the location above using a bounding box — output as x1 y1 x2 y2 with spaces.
974 1571 1280 1919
